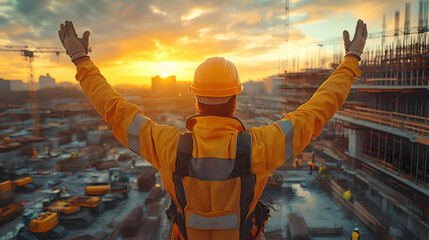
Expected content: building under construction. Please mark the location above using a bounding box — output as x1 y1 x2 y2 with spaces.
276 5 429 237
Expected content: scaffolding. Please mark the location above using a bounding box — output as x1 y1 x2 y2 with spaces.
357 36 429 87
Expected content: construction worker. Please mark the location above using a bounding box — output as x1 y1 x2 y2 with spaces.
345 189 352 201
319 164 324 175
58 19 367 240
307 161 315 175
352 227 361 240
337 157 343 168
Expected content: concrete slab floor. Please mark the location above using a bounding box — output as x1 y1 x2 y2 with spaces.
262 170 374 240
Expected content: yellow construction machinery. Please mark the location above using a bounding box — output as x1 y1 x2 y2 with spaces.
17 211 66 240
0 164 38 192
43 190 105 229
85 168 129 197
0 179 24 225
11 176 37 192
267 172 283 187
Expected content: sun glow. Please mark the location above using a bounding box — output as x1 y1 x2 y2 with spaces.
161 72 169 78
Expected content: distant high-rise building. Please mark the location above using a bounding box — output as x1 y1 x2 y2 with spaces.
151 75 177 96
9 80 27 91
264 75 284 96
243 81 267 96
39 73 56 89
0 78 11 91
57 81 77 88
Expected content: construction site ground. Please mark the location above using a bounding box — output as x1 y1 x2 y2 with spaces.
0 159 154 240
1 167 374 240
263 169 373 239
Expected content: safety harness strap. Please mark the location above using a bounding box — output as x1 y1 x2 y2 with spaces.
235 132 256 240
173 133 193 240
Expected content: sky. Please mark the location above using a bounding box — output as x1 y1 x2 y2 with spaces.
0 0 423 86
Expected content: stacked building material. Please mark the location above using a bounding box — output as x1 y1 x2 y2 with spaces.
137 167 157 192
95 160 119 170
264 229 283 240
147 202 161 218
287 212 311 240
134 213 162 240
144 184 166 205
121 206 143 238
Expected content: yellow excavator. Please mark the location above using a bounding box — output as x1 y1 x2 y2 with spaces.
44 190 105 229
10 175 37 193
85 168 129 196
17 211 67 240
85 168 130 209
0 164 37 192
0 180 24 225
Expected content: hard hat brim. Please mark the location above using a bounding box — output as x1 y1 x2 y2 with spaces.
189 85 242 97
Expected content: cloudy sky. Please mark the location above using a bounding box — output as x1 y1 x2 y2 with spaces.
0 0 422 86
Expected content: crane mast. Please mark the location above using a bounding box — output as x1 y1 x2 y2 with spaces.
0 45 64 137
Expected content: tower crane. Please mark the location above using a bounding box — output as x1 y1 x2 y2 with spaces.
0 45 65 137
284 0 289 73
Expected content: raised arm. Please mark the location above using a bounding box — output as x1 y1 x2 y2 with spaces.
58 21 180 169
250 19 367 173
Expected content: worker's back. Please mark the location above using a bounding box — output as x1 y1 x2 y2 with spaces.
174 118 250 239
162 115 285 239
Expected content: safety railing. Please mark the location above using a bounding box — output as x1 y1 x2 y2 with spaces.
337 106 429 137
355 77 429 87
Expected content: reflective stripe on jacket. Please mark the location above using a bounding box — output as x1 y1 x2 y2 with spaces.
75 56 361 240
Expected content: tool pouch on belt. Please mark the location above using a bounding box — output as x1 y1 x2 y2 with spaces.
165 200 187 240
248 200 272 240
165 199 177 222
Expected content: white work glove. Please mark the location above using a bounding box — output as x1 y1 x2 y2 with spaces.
58 20 90 62
343 19 367 60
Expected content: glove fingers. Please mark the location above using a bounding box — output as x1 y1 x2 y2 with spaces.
65 21 76 38
65 21 71 37
58 30 64 45
69 21 78 37
343 30 350 44
82 31 91 53
83 31 90 40
343 30 351 51
362 23 368 39
60 23 66 39
353 19 363 42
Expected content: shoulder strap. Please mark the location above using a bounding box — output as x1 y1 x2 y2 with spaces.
174 133 192 210
229 131 252 178
176 133 193 177
172 133 193 240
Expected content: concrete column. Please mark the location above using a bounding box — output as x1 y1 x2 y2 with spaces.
349 129 363 158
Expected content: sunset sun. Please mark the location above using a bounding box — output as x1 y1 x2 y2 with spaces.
161 72 169 78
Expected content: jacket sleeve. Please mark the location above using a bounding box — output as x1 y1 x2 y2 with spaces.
75 59 180 170
250 56 362 173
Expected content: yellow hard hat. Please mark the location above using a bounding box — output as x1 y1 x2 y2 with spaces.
190 57 242 97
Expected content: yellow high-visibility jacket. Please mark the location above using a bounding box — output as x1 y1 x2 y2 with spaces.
352 230 361 240
75 56 361 240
